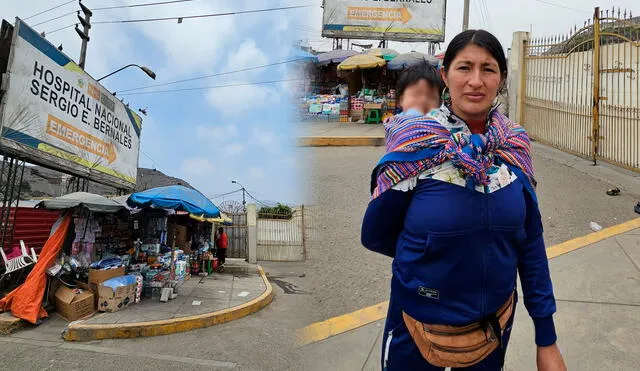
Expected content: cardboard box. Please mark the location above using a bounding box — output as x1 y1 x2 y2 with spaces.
54 285 95 321
89 266 126 285
97 282 137 312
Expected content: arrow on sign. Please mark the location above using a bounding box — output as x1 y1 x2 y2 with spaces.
46 114 118 164
347 7 412 24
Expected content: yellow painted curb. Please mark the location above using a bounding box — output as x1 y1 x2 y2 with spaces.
297 136 385 147
62 266 273 341
546 217 640 259
296 301 389 347
296 218 640 347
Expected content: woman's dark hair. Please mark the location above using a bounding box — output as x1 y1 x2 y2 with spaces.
218 227 223 234
396 62 444 100
443 29 507 80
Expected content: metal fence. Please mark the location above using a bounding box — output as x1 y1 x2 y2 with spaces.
522 7 640 172
224 212 247 259
256 205 313 260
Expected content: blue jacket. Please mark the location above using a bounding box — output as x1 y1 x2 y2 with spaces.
362 170 557 346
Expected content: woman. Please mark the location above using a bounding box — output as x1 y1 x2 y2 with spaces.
361 30 567 370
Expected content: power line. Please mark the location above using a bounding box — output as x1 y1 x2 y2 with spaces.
92 5 314 25
43 5 314 35
118 59 306 93
24 0 75 21
481 0 493 30
44 23 76 35
32 11 76 27
94 0 199 11
207 189 242 199
534 0 591 14
33 0 200 27
472 0 486 28
117 78 301 96
244 190 270 207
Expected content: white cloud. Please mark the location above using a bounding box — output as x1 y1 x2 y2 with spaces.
222 142 246 155
227 39 269 71
182 157 215 174
249 167 265 179
251 127 280 151
206 83 279 116
122 1 237 76
196 124 238 141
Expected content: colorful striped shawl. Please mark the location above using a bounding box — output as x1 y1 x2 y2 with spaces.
371 106 536 199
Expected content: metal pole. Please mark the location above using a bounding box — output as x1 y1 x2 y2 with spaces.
242 188 246 211
591 7 601 165
78 7 91 69
301 205 306 260
463 0 470 31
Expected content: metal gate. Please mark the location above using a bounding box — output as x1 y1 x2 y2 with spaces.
522 7 640 172
224 212 247 259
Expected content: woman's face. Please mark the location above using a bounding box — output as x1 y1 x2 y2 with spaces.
441 44 503 122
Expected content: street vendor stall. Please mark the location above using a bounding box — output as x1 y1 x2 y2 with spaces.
337 54 394 123
127 185 221 281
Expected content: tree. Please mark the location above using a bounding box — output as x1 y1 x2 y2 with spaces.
258 204 293 220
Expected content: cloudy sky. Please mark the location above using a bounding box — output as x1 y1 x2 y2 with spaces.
1 1 314 206
301 0 638 54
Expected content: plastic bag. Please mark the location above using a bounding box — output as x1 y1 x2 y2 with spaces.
101 274 137 292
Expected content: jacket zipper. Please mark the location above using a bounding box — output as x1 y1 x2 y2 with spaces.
482 192 489 316
431 339 495 354
383 330 393 370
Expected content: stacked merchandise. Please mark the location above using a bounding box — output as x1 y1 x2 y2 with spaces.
302 94 348 121
339 100 349 122
71 214 102 267
350 97 365 121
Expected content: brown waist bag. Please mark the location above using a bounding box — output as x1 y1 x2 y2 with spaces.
403 293 514 368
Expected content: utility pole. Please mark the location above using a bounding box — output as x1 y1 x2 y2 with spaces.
463 0 470 31
76 1 92 69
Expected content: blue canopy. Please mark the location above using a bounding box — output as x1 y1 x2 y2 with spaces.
292 48 318 63
387 52 440 70
127 185 220 218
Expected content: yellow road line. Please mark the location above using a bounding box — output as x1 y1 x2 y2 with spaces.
296 301 389 347
296 218 640 346
546 217 640 259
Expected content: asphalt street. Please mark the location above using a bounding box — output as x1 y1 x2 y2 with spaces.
299 143 640 321
0 262 313 371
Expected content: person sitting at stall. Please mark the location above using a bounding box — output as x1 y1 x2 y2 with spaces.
215 227 228 271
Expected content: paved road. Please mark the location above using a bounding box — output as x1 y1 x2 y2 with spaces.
0 262 313 371
299 143 640 321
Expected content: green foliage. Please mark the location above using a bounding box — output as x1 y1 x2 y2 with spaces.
258 203 293 220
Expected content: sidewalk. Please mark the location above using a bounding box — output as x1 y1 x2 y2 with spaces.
0 260 273 341
297 122 384 147
297 224 640 371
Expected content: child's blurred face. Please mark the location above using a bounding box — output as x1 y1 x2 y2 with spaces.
399 79 440 114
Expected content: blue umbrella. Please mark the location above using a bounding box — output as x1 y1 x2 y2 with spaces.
316 49 358 66
127 185 220 218
292 48 318 63
387 52 440 70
